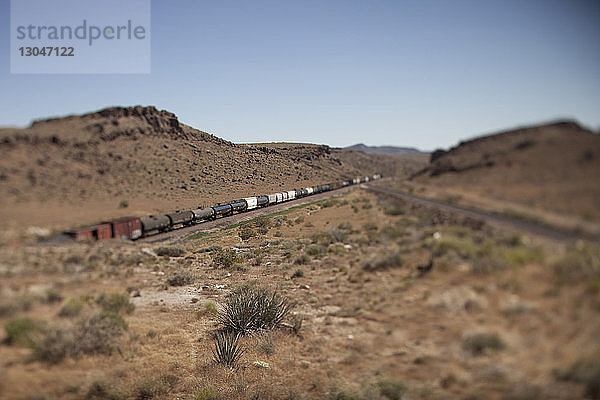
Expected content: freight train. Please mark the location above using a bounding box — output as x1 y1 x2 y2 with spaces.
65 174 381 241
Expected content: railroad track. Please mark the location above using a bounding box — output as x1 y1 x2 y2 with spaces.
364 185 599 243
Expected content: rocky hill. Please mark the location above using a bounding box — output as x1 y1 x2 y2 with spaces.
0 106 427 240
412 120 600 221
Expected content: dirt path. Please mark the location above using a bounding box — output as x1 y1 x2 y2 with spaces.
364 184 600 242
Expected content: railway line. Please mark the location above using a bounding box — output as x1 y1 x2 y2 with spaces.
364 184 600 243
139 184 361 243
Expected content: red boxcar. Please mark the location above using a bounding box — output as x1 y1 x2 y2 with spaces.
110 217 142 240
66 223 112 241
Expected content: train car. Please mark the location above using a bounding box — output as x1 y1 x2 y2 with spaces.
111 217 143 240
192 207 214 221
257 195 269 207
281 192 289 201
287 190 296 200
266 194 278 205
275 193 283 203
230 200 247 213
212 203 233 218
342 180 351 187
166 211 194 227
305 187 314 195
65 223 112 241
352 177 360 184
243 197 258 210
141 215 170 234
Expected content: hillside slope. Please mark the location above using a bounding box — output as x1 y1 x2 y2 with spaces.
0 106 426 239
412 121 600 221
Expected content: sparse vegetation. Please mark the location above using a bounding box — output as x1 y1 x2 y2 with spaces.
96 291 135 314
363 251 403 271
135 374 178 399
557 353 600 399
553 241 600 281
462 332 505 355
118 200 129 209
58 296 86 317
87 379 129 400
376 379 407 400
4 317 44 347
212 248 242 269
218 286 293 335
166 271 194 286
212 331 244 367
291 268 304 278
238 224 257 240
155 246 186 257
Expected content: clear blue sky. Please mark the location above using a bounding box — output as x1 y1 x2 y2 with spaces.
1 0 599 150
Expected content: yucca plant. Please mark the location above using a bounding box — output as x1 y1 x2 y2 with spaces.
212 331 244 366
218 286 292 335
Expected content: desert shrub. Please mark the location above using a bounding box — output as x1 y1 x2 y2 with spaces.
238 224 256 240
118 200 129 208
328 389 360 400
33 326 74 364
218 286 293 335
362 222 378 232
44 288 63 304
557 353 600 399
337 221 353 230
328 228 348 243
166 271 194 286
197 301 218 318
135 374 178 400
462 332 505 355
362 251 403 271
212 248 242 269
0 294 34 317
294 216 305 224
380 224 409 240
376 379 407 400
291 269 304 278
553 242 600 281
306 244 327 257
294 254 310 265
3 317 44 347
58 297 86 317
384 205 405 216
74 311 128 356
433 236 477 259
96 292 135 314
87 379 129 400
212 331 244 367
155 246 185 257
195 388 218 400
320 198 340 208
254 215 271 229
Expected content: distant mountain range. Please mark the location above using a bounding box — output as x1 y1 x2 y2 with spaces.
345 143 425 155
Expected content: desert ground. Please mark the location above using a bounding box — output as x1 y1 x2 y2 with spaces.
1 187 599 400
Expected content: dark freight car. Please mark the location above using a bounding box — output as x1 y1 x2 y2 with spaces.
166 211 194 227
141 215 170 233
192 207 214 221
230 200 247 213
212 203 233 218
256 195 269 206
